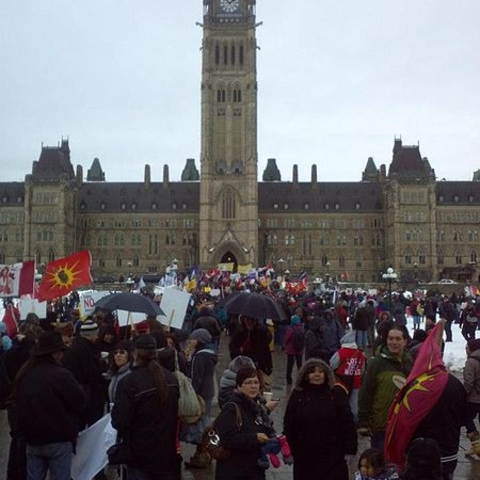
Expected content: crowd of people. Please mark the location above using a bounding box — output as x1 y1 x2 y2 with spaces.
0 286 479 480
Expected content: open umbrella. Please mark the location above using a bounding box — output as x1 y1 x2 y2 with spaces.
221 291 287 321
94 292 165 317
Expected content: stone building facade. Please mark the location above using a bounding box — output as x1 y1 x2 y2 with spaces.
0 0 479 286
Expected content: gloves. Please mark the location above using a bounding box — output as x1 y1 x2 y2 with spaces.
357 427 372 437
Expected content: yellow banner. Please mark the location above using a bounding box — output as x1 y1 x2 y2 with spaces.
217 262 234 272
237 263 253 274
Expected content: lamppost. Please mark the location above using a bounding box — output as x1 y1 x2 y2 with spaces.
126 261 134 290
325 261 331 286
413 262 418 285
382 267 398 314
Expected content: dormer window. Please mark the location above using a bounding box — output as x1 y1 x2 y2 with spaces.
101 202 106 210
304 203 309 210
335 203 340 210
2 196 7 203
182 203 187 210
273 203 278 210
324 203 330 210
284 204 289 210
438 195 444 203
355 202 361 210
121 203 126 210
152 203 157 210
469 195 474 202
453 195 459 202
172 203 177 210
131 203 137 210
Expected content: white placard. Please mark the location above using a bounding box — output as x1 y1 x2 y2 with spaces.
18 296 47 320
116 309 154 327
159 287 191 329
78 290 111 317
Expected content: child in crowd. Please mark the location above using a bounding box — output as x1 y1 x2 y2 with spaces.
354 448 398 480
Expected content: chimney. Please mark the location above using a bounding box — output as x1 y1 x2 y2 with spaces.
144 164 151 190
163 165 169 188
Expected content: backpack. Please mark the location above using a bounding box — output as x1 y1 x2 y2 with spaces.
292 326 305 351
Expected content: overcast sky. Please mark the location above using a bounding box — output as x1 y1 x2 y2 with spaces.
1 0 479 183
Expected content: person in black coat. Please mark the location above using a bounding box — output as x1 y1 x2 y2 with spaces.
63 319 107 429
14 331 86 480
214 367 274 480
111 334 179 480
283 358 357 480
229 316 272 375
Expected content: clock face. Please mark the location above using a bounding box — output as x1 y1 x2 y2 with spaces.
220 0 239 13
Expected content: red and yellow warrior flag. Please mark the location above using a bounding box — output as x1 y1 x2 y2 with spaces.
36 250 93 302
385 320 448 468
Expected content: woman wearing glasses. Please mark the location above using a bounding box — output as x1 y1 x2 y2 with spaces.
107 340 133 404
214 366 278 480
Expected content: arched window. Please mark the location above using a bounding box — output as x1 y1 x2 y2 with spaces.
217 88 226 103
239 44 244 65
222 191 236 219
471 251 478 263
437 251 444 265
116 256 122 268
231 45 235 64
338 255 345 268
455 251 462 265
215 44 220 65
233 88 242 102
223 44 228 64
48 249 55 262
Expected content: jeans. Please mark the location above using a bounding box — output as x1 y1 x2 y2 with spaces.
26 441 72 480
127 467 172 480
355 330 367 350
286 354 302 384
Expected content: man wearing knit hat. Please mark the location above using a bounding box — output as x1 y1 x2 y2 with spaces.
464 339 480 457
64 318 106 430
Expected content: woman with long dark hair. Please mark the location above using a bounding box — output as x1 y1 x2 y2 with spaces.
111 335 179 480
284 358 357 480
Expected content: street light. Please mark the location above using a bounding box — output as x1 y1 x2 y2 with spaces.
382 267 398 314
325 261 331 286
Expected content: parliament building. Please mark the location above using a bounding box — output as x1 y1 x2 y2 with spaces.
1 0 479 286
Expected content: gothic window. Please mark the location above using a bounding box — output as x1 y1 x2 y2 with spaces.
231 45 235 64
321 254 328 266
471 251 478 263
336 235 346 246
438 251 444 265
302 234 312 255
233 88 242 102
223 45 228 64
116 256 122 268
406 230 412 241
215 44 220 65
0 252 6 264
99 258 105 268
133 255 140 267
455 251 462 265
222 191 236 219
239 44 244 65
233 108 241 116
339 255 345 268
418 250 426 264
217 89 226 102
405 254 412 265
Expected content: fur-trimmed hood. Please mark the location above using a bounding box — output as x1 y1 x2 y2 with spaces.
294 358 335 390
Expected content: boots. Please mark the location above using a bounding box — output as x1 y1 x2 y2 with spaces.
466 431 480 457
184 444 211 469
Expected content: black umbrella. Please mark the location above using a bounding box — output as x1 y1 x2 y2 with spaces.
95 292 165 317
221 291 287 321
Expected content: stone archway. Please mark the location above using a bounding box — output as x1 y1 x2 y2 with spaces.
220 251 238 271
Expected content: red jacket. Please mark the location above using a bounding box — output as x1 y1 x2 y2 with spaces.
334 346 366 389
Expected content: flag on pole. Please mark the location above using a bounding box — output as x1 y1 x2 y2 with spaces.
36 251 93 302
385 321 448 468
0 260 35 298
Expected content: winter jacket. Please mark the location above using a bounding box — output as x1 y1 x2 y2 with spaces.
352 307 370 331
215 391 272 480
15 357 86 446
330 345 366 390
284 324 305 356
358 346 413 432
284 359 357 480
63 335 106 425
413 374 467 470
304 317 328 361
111 363 179 476
229 324 273 375
189 345 218 400
318 312 344 357
107 363 132 404
464 349 480 403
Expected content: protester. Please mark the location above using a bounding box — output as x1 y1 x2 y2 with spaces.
183 328 218 468
317 308 344 360
304 315 328 361
352 302 370 350
330 330 366 422
400 438 442 480
354 448 398 480
283 358 357 480
284 314 304 385
14 331 86 480
107 339 133 404
3 326 39 480
193 304 222 351
358 325 413 450
63 319 107 430
229 316 273 376
462 338 480 457
111 334 179 480
214 367 274 480
218 355 256 409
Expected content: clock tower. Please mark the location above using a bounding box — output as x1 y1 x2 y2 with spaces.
199 0 259 269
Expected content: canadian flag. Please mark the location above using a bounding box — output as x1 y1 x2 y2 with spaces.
0 260 35 298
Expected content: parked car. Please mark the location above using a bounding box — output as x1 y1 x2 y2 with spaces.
438 278 457 284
